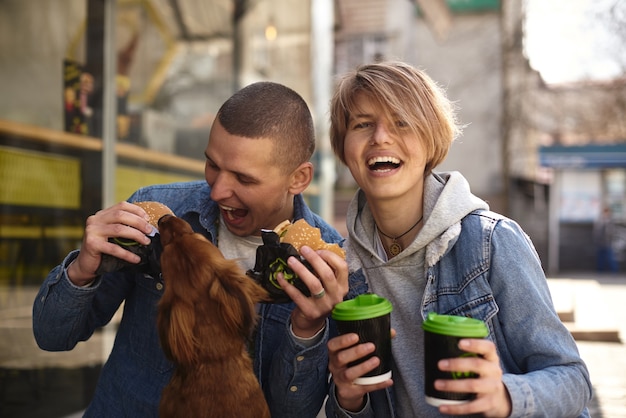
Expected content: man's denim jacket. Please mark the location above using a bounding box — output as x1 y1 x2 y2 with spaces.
32 181 364 418
326 210 592 418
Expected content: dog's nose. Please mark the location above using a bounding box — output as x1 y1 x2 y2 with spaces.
158 214 174 227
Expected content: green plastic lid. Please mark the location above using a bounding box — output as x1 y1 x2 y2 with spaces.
421 312 488 337
332 294 393 321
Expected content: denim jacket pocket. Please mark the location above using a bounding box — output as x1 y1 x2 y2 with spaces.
444 294 498 326
424 272 499 331
128 274 174 374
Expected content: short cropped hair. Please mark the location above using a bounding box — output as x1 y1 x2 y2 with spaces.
330 61 460 175
217 82 315 172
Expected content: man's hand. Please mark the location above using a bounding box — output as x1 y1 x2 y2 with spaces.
67 201 153 286
276 245 348 338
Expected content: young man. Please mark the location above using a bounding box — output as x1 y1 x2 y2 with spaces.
33 82 355 417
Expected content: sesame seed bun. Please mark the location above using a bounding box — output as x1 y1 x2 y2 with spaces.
133 201 175 229
275 219 345 259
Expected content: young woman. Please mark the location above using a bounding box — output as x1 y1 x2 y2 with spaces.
325 61 591 417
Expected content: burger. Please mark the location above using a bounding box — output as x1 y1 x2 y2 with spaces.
133 201 175 229
95 201 174 275
246 219 345 303
274 219 346 259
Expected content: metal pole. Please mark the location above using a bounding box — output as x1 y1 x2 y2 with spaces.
101 0 118 360
311 0 335 224
102 0 117 208
232 0 247 92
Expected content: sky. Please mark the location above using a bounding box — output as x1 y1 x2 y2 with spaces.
524 0 625 84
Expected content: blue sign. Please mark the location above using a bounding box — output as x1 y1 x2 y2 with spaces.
539 144 626 168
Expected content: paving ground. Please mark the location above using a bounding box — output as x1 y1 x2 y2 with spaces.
550 273 626 417
1 274 624 418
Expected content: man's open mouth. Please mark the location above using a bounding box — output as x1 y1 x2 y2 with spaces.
220 205 249 220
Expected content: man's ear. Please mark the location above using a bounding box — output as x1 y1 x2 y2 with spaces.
288 161 313 195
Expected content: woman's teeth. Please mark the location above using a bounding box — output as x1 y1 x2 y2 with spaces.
367 156 401 171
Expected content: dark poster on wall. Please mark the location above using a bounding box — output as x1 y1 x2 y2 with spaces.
63 59 94 135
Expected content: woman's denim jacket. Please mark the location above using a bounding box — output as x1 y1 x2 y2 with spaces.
32 181 361 418
326 210 592 418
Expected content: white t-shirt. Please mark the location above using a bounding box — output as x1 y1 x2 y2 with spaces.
216 216 263 272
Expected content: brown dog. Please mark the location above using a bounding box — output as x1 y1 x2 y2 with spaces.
157 215 270 418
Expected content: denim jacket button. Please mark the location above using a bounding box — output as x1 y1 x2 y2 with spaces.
290 386 298 392
296 356 304 362
156 283 163 291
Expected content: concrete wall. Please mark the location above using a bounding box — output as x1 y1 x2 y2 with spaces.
412 12 504 210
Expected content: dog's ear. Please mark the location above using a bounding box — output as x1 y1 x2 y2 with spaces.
235 278 270 334
206 256 269 338
158 303 199 365
207 264 253 338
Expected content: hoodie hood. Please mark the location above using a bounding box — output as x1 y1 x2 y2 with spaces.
345 171 489 270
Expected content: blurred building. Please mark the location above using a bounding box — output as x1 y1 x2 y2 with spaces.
334 0 506 210
500 0 626 272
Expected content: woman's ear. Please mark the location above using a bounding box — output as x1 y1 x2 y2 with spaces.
288 161 313 195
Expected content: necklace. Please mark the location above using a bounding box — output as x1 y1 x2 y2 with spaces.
378 215 423 257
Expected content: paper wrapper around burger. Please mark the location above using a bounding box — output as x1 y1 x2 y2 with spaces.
95 201 173 276
246 229 312 303
246 219 345 304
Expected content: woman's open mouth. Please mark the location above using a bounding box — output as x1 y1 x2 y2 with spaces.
367 156 401 173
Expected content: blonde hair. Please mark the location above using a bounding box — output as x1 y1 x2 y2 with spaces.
330 61 460 175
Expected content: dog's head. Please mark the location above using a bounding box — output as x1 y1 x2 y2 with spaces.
157 215 269 365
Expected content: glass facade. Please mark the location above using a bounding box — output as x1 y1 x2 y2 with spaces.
0 1 325 415
0 1 222 416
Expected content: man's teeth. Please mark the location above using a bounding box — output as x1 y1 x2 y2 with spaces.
221 206 236 220
221 205 249 220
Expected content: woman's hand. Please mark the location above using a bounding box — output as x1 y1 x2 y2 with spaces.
436 338 512 417
327 331 394 412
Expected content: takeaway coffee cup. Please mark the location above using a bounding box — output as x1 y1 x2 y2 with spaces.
422 312 488 406
332 294 393 385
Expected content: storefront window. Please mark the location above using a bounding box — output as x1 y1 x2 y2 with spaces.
1 1 327 415
0 1 231 416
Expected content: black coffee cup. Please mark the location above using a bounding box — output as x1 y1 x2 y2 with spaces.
422 312 488 406
332 294 393 385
